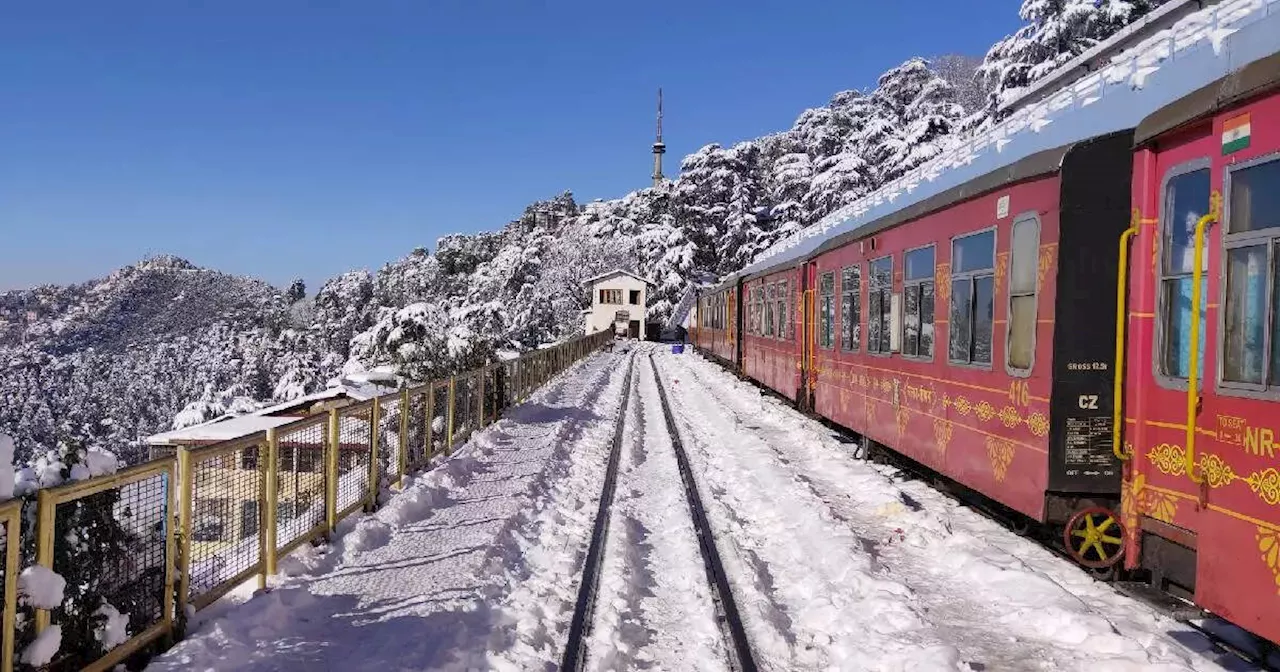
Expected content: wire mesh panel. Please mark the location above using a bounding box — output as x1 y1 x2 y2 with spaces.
453 375 475 448
36 459 175 672
501 360 518 413
405 388 429 473
182 437 266 611
336 405 374 516
429 381 450 459
273 417 328 553
486 366 504 425
377 394 404 486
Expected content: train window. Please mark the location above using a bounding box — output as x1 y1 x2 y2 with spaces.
776 281 788 340
903 246 935 358
868 257 893 354
1221 157 1280 389
949 230 996 366
841 266 861 351
819 272 835 349
1007 216 1040 372
753 284 760 336
786 280 796 340
1158 167 1210 381
1228 159 1280 233
754 284 764 335
765 283 777 337
1222 245 1266 384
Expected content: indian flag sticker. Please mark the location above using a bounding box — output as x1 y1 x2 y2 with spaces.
1222 113 1251 155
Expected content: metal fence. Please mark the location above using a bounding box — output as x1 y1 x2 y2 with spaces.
0 329 613 671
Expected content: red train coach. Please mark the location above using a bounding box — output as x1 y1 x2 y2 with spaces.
740 267 804 401
692 284 738 367
793 132 1134 532
710 132 1135 547
1119 53 1280 646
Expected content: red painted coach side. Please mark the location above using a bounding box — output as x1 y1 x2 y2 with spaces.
1121 88 1280 645
805 177 1062 520
741 268 803 401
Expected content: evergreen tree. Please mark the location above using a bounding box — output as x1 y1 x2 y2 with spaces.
978 0 1168 113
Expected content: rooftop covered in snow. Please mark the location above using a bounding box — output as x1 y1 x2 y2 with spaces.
148 379 396 447
147 415 301 447
581 269 655 287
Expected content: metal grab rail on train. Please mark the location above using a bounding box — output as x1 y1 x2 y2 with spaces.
1184 203 1218 486
1113 219 1140 461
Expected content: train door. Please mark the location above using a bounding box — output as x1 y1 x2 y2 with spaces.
800 261 819 410
732 282 742 366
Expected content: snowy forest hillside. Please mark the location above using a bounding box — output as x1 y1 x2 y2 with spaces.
0 0 1166 465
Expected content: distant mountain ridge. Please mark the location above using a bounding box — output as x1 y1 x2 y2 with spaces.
0 0 1165 464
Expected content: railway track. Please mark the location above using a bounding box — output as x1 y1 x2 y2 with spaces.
560 350 759 672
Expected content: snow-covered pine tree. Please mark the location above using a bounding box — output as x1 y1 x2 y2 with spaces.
977 0 1168 114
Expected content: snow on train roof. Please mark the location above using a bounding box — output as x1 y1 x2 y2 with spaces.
735 0 1280 283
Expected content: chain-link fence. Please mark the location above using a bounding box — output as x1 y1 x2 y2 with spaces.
0 329 613 671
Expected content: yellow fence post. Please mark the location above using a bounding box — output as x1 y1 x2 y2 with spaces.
1 501 21 672
446 377 457 455
33 490 55 634
326 409 339 534
177 448 195 624
398 388 410 480
368 397 381 512
263 428 280 581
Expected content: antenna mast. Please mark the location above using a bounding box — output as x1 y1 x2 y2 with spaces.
651 88 666 188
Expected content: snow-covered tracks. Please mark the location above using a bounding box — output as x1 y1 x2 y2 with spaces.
565 346 759 672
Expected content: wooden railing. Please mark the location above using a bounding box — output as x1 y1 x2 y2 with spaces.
0 329 614 671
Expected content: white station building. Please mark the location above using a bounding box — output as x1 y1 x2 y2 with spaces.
582 269 654 340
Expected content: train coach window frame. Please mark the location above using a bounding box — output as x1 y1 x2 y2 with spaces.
776 280 789 340
948 227 997 369
819 271 836 350
1153 159 1211 392
787 279 797 341
841 265 861 352
764 283 775 337
902 245 935 360
1006 214 1041 376
867 256 893 356
1217 153 1280 398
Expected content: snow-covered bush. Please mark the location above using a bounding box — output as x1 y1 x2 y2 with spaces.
4 433 152 667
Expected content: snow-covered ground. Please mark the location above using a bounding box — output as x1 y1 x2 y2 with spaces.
146 343 1266 672
652 347 1256 672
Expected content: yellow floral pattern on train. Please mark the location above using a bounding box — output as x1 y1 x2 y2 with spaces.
1144 443 1280 508
1259 527 1280 595
985 437 1015 482
932 419 953 458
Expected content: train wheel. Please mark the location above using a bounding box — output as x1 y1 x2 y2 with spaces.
1063 506 1126 569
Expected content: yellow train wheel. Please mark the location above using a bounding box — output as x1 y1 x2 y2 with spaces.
1063 506 1126 569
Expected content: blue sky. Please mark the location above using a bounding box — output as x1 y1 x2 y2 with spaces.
0 1 1022 292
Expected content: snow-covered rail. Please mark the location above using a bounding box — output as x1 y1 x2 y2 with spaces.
560 352 635 671
563 347 759 672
